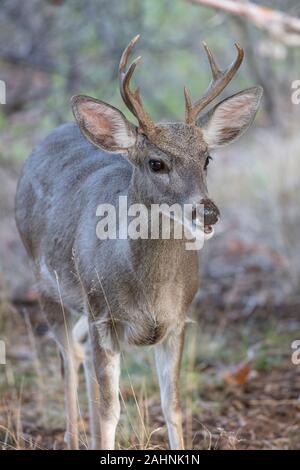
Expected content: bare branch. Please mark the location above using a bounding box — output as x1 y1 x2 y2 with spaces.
188 0 300 46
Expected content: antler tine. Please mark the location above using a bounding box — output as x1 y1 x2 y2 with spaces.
119 35 140 114
118 35 155 134
185 42 244 125
202 42 223 80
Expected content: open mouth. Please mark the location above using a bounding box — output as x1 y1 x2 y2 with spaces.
163 211 216 240
204 224 213 234
192 219 215 238
192 217 213 233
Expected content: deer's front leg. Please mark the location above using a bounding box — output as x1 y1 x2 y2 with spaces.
155 326 185 450
89 322 120 450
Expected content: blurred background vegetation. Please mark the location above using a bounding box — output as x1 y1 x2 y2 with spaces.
0 0 300 450
1 0 300 162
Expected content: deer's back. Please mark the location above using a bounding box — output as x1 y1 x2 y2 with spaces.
15 122 132 276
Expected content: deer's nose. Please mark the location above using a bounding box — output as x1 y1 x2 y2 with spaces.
201 199 220 226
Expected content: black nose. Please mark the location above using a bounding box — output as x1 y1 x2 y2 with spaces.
201 199 220 226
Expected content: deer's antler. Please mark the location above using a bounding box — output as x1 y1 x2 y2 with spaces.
119 35 156 136
184 42 244 125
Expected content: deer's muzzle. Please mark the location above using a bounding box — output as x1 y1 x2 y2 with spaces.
192 199 220 232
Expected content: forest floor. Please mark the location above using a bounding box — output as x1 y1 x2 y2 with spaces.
0 154 300 450
1 298 299 450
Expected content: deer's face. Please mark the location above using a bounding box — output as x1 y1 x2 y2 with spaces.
130 123 220 235
72 36 262 237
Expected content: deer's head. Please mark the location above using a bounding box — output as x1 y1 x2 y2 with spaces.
72 35 262 237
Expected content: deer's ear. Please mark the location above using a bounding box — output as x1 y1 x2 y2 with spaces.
198 87 263 149
71 95 137 152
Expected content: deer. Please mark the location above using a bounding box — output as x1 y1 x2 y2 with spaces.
15 35 262 450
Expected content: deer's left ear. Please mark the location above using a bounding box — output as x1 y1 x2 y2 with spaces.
198 87 263 149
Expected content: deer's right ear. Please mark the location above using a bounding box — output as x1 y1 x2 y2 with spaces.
71 95 137 153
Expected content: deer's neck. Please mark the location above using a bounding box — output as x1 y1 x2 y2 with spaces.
125 174 197 285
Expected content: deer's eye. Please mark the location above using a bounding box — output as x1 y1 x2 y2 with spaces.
149 159 165 172
204 155 212 171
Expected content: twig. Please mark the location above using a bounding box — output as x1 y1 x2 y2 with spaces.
188 0 300 46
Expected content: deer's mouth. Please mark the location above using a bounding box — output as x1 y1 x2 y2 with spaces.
204 224 213 234
191 217 214 234
192 219 215 239
203 224 215 240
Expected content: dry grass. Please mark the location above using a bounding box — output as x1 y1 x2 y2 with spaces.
0 296 299 450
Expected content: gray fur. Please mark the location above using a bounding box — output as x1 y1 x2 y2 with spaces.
15 85 262 449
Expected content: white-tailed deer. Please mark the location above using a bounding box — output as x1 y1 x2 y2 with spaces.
15 35 262 450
